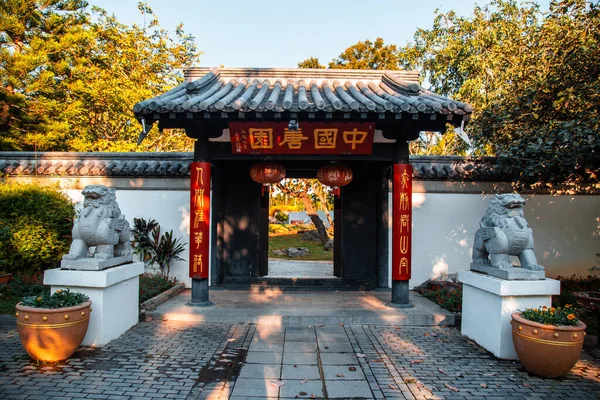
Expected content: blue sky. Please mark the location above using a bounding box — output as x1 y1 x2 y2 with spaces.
90 0 549 68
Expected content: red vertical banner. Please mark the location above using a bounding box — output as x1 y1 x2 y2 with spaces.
189 162 211 279
392 164 412 281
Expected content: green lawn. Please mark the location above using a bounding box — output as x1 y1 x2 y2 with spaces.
268 232 333 261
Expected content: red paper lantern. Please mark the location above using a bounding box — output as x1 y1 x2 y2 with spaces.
317 164 353 188
250 162 286 185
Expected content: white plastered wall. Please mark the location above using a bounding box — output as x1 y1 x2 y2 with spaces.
402 192 599 288
51 179 598 289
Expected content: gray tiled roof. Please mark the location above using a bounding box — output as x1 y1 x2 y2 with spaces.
0 152 505 181
133 68 472 118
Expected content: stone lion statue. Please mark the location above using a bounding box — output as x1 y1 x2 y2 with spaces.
63 185 132 260
471 194 544 279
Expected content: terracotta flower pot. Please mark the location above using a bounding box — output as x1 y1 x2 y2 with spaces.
16 300 92 362
0 273 12 284
511 312 586 378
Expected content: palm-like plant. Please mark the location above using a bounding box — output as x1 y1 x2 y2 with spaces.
131 218 186 278
149 229 186 278
131 218 160 263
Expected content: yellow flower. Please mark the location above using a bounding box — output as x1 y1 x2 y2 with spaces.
56 290 61 293
550 307 556 312
565 304 572 308
36 297 42 301
542 305 548 310
567 314 575 320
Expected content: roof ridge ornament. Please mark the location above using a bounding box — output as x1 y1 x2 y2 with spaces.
383 71 421 93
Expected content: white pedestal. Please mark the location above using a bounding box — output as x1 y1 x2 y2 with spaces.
459 270 560 360
44 262 144 347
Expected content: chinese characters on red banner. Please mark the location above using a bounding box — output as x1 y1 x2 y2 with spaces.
392 164 412 281
229 122 374 155
189 162 210 279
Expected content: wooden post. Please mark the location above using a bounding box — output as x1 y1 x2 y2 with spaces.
389 140 413 308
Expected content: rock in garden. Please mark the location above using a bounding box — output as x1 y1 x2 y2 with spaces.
287 247 309 257
272 249 286 256
301 230 322 242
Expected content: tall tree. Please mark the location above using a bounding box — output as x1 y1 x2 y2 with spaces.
329 38 402 70
0 1 200 152
0 0 91 150
409 129 470 156
68 4 199 152
401 0 600 190
298 57 325 69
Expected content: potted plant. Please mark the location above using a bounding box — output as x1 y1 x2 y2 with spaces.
16 289 91 362
0 270 12 284
511 305 586 378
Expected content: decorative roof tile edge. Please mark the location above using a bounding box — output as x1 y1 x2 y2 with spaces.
183 67 421 81
0 152 504 181
134 67 471 117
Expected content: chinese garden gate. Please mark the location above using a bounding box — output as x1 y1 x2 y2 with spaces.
134 67 472 306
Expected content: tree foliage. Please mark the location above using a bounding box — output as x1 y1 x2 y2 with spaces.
329 38 403 70
402 0 599 190
0 0 91 150
275 179 333 246
0 182 75 275
409 128 470 156
298 57 325 69
0 1 199 152
301 0 599 190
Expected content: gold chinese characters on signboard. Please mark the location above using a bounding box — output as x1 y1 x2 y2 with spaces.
230 122 374 155
190 162 210 279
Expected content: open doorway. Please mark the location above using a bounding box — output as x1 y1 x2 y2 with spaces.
266 178 336 279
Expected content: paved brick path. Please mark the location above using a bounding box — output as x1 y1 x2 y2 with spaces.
1 315 599 399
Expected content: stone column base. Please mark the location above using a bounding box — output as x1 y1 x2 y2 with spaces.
459 270 560 360
44 262 144 347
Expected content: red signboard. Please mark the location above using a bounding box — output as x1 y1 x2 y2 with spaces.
392 164 412 281
189 162 210 279
229 122 374 155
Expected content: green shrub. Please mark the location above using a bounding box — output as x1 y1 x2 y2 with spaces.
0 272 48 314
0 181 74 275
423 287 463 313
20 289 88 308
139 273 177 303
553 268 600 335
4 272 48 297
274 211 288 224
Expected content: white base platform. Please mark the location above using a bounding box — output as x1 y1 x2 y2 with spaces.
459 270 560 360
44 262 144 347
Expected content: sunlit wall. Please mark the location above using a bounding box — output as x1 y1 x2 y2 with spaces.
56 178 600 289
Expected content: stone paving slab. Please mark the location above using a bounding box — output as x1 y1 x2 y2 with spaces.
238 364 280 379
282 352 318 365
278 379 325 398
282 364 321 380
149 290 455 326
1 315 599 399
326 379 375 398
266 259 334 278
245 351 283 364
284 341 318 353
322 365 366 380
